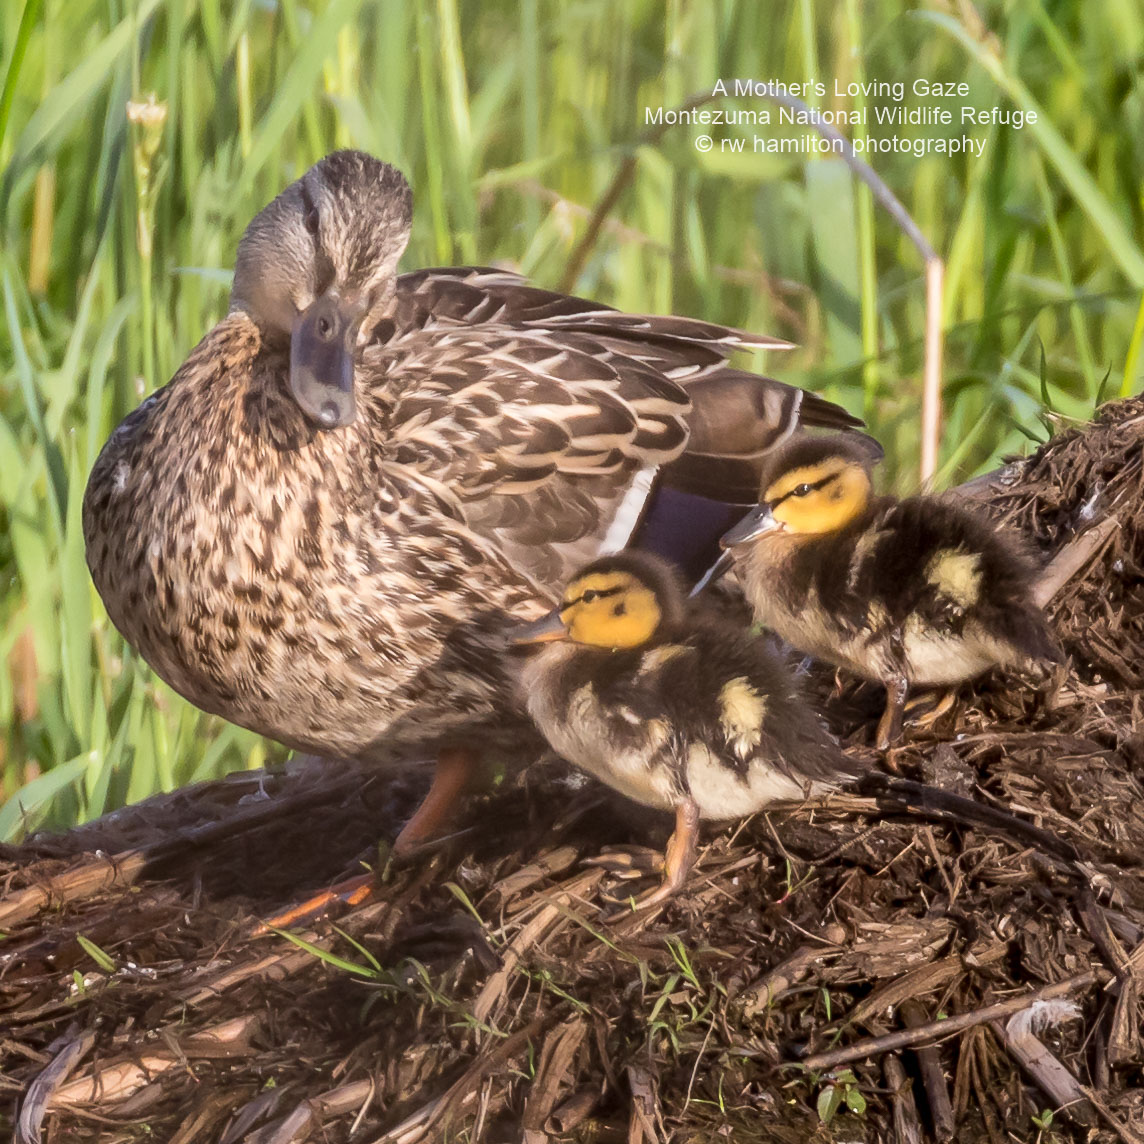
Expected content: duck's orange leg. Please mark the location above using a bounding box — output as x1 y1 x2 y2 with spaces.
256 747 475 934
393 745 476 855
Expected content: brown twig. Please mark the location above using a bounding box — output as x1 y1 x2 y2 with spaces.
0 851 146 929
1034 517 1120 608
521 1017 587 1134
991 1010 1094 1127
800 970 1103 1071
901 1000 956 1142
884 1054 923 1144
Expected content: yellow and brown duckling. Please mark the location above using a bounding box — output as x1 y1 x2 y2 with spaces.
512 551 861 912
82 150 867 853
719 434 1060 749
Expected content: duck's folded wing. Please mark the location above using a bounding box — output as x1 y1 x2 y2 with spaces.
393 266 792 376
376 277 863 587
368 327 692 584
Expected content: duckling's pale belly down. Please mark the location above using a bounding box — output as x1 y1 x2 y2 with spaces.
740 567 1017 687
521 646 824 820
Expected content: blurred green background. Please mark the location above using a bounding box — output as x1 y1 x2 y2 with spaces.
1 0 1141 835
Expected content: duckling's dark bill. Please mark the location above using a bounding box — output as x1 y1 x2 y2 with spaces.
689 549 736 597
509 610 567 644
720 504 782 547
289 293 363 428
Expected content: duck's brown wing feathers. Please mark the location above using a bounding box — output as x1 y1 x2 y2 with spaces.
375 268 861 587
393 266 791 370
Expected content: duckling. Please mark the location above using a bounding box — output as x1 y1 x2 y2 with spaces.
84 151 868 853
512 551 861 912
719 434 1060 749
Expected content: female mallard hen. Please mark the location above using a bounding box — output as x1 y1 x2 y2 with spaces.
719 433 1060 749
83 150 862 850
512 551 860 912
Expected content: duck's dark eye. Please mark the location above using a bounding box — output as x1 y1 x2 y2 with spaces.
304 206 320 235
581 589 599 603
793 483 813 497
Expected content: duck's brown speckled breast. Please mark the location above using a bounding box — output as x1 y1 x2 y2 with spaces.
83 313 546 760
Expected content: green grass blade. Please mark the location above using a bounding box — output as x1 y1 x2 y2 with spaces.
238 0 368 196
2 0 163 206
0 753 92 841
0 0 45 154
921 9 1144 288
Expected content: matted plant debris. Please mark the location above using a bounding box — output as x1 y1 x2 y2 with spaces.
4 399 1144 1143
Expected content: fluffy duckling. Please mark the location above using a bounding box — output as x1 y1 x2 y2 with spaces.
720 434 1060 748
512 551 860 912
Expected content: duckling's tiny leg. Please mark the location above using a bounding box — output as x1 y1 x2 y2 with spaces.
661 796 701 895
393 746 475 855
607 797 700 919
875 676 909 751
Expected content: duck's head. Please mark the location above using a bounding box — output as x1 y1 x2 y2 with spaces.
721 433 882 548
512 553 686 650
230 150 413 430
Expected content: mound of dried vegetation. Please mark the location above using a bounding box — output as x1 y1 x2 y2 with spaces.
3 399 1144 1143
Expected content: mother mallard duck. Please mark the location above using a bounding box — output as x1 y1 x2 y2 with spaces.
83 150 862 848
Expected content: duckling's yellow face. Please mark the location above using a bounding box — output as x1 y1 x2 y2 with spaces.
765 458 871 535
558 571 662 649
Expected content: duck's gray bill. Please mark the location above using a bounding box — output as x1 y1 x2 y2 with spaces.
720 504 779 548
508 610 567 645
290 294 361 429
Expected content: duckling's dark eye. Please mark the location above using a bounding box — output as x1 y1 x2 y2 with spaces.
304 206 320 235
581 589 599 603
793 483 813 497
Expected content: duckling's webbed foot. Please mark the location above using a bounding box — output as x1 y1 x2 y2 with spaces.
904 687 958 732
392 746 475 855
603 797 700 920
875 675 909 751
583 845 665 879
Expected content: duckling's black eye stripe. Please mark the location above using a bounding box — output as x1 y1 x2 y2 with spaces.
563 586 624 608
773 473 837 507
